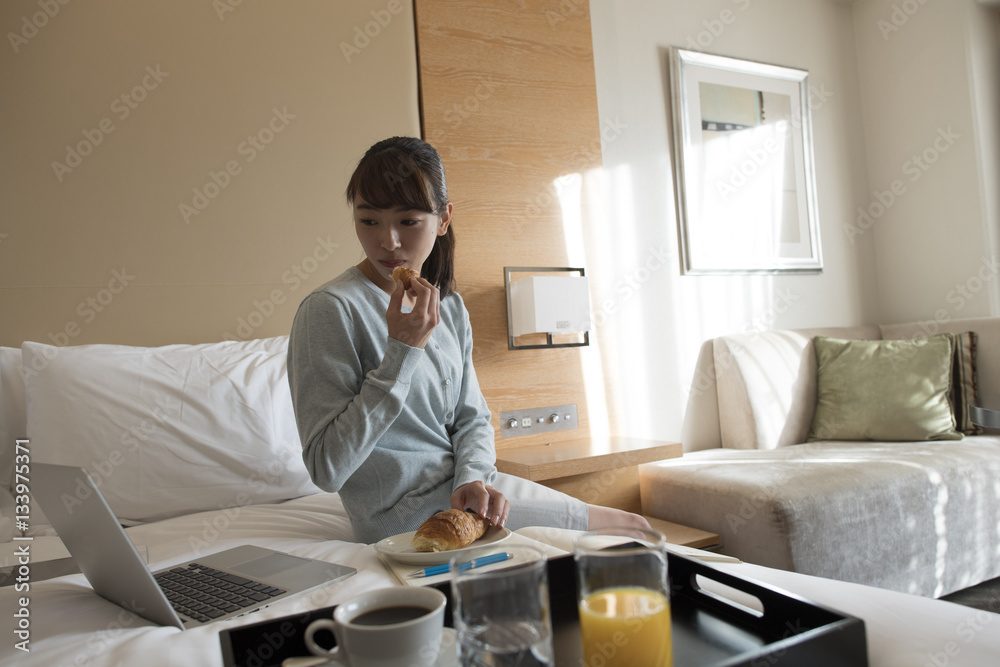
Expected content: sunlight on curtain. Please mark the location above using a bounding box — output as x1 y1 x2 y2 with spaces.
556 151 794 443
555 171 610 438
555 163 665 438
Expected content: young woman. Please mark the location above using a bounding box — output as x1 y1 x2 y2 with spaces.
287 136 648 543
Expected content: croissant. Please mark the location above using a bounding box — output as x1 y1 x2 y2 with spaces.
412 509 489 552
392 266 418 290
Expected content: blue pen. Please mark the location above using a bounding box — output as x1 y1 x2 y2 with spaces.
406 551 513 578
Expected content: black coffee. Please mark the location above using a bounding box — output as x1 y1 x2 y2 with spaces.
351 605 429 626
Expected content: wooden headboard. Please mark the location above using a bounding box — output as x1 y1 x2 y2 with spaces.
416 0 610 446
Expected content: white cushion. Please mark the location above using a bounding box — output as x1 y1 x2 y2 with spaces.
0 487 15 543
23 337 321 524
0 347 27 490
1 347 53 535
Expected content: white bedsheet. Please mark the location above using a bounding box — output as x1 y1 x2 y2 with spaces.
719 562 1000 667
2 495 998 667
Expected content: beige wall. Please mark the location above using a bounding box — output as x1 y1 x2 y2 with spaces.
0 0 420 347
853 0 1000 325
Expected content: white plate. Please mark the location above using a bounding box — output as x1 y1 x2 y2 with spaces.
374 525 512 565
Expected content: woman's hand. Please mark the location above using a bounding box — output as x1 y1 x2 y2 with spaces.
450 481 510 528
386 276 439 349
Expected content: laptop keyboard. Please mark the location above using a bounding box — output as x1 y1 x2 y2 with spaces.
154 562 287 624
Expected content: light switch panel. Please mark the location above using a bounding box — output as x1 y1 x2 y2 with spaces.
499 404 577 438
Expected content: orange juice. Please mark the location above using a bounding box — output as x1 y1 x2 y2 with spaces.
579 587 672 666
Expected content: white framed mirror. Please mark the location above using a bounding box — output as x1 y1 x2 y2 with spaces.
670 48 822 274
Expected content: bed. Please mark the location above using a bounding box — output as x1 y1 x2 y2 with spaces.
1 337 998 666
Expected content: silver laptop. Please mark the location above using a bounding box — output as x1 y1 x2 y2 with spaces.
32 463 356 629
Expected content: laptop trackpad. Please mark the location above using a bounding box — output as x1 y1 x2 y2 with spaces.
231 553 311 579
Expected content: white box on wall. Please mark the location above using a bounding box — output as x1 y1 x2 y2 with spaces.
509 275 592 336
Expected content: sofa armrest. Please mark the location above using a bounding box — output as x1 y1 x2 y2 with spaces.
681 339 722 452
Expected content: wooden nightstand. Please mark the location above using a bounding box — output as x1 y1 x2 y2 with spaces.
496 436 719 549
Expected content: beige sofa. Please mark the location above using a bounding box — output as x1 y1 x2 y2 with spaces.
639 317 1000 598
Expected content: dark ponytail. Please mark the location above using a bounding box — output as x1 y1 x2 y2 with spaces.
345 137 456 297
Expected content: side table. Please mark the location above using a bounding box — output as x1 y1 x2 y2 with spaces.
496 436 719 549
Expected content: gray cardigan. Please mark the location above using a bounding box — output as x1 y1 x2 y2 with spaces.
287 267 497 543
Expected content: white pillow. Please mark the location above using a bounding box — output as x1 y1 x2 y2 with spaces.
0 347 28 490
1 347 54 536
23 337 321 524
0 487 16 542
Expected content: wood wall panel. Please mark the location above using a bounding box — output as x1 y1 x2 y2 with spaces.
415 0 609 449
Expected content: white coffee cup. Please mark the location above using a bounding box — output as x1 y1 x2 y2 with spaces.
303 586 446 667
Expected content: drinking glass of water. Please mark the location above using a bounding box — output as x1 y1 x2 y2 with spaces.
450 544 554 666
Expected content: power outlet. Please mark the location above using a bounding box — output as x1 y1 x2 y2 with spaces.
499 404 578 438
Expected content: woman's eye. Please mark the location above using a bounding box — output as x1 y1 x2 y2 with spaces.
401 219 420 226
359 218 377 226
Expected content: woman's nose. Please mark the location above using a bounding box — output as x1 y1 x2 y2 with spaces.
380 226 400 250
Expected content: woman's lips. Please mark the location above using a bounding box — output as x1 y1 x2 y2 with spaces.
380 260 405 269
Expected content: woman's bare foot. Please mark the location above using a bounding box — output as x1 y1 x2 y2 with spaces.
585 504 652 531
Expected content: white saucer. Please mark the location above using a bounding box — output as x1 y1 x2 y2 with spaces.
282 628 458 667
373 525 512 565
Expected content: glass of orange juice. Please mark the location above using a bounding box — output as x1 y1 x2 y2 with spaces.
574 528 672 667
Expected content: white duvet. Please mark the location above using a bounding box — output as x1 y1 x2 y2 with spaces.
0 492 376 667
2 493 999 667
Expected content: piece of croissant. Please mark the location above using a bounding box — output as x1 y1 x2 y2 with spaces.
392 266 418 290
412 509 489 552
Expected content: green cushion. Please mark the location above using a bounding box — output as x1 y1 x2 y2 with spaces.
808 334 962 442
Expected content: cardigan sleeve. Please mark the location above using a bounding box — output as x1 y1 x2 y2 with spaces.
287 291 424 492
447 295 498 491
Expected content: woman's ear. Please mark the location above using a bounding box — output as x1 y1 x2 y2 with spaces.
437 202 453 236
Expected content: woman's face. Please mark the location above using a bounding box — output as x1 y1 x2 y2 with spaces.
354 197 452 289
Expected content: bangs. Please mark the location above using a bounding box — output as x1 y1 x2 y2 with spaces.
347 148 438 213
